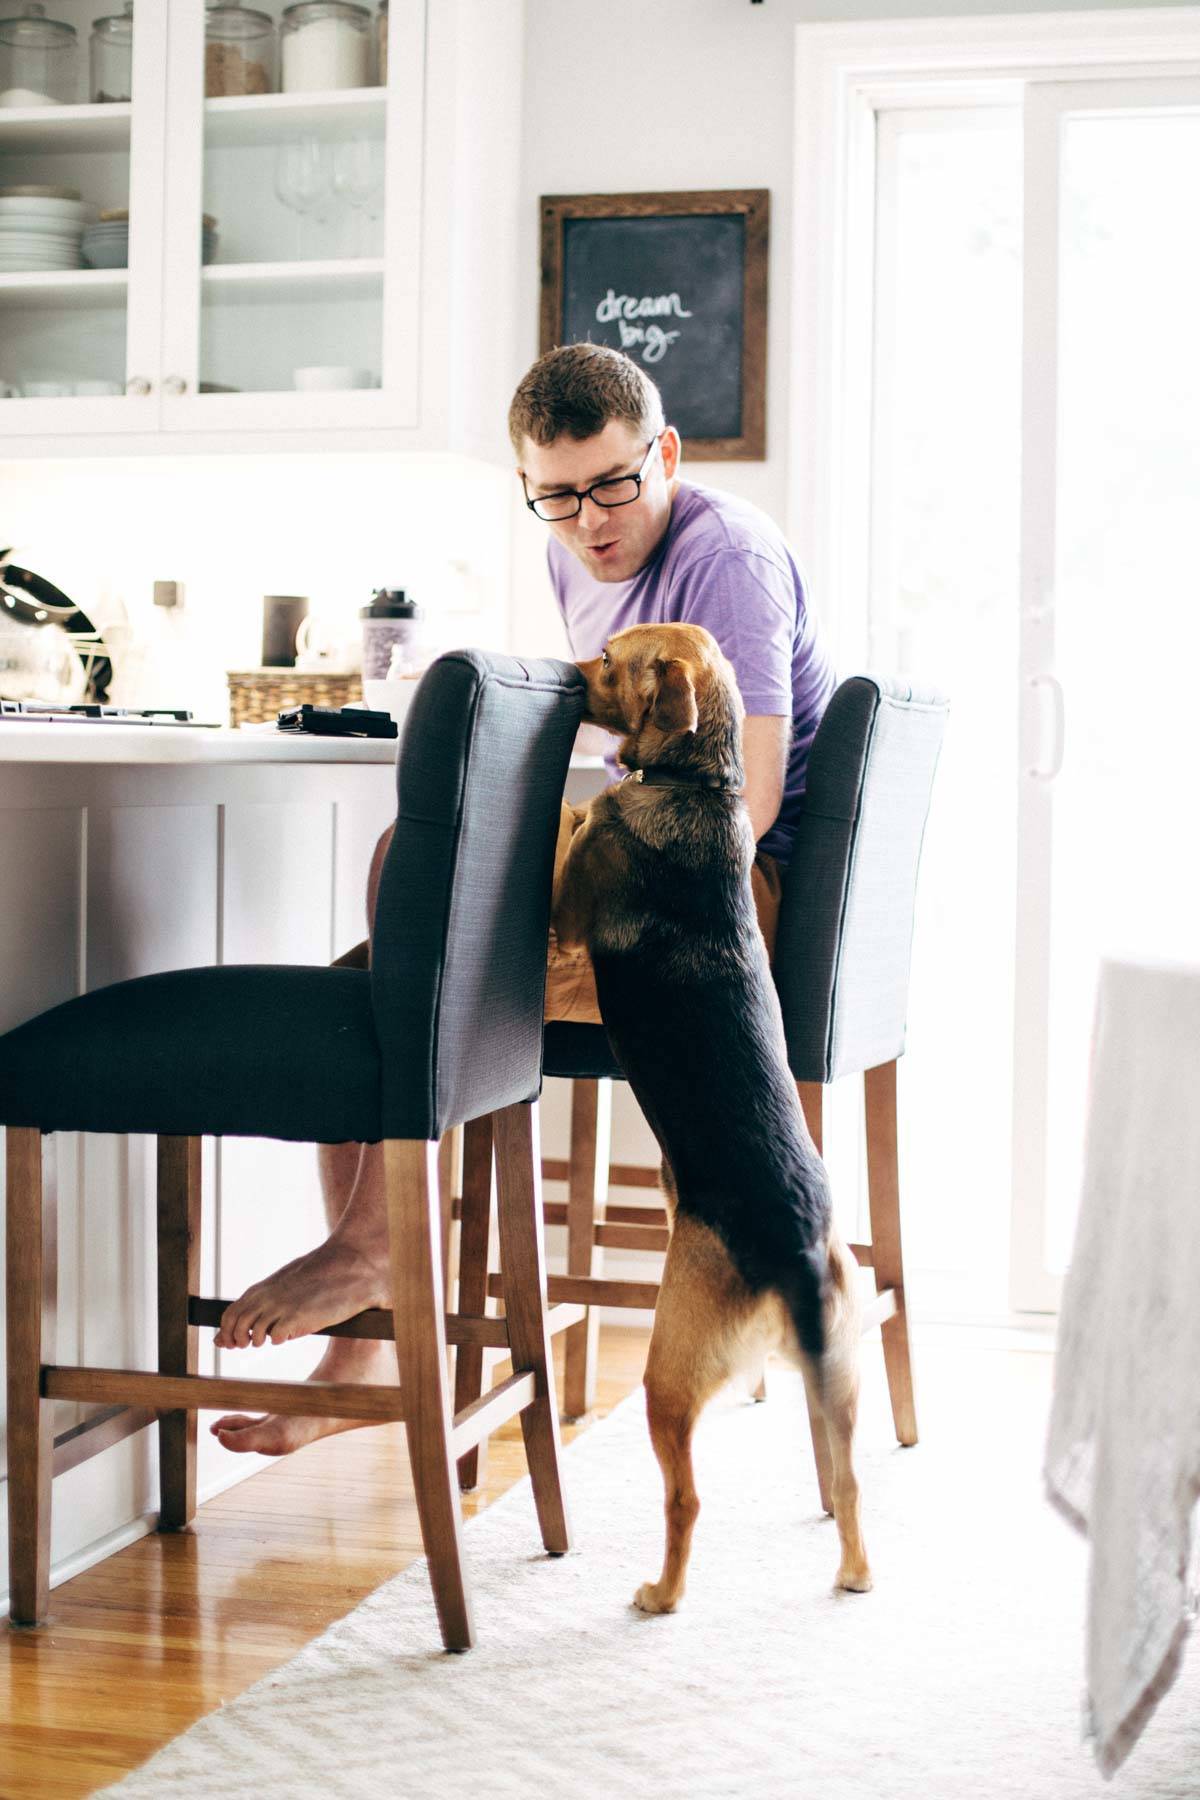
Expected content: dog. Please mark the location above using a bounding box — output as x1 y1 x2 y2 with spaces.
553 621 871 1612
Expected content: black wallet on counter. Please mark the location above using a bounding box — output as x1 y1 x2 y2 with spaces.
276 704 398 740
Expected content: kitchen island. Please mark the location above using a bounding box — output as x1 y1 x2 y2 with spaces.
0 725 398 1608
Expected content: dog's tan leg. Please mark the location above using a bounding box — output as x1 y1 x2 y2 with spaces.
818 1362 871 1591
810 1235 871 1592
634 1219 748 1615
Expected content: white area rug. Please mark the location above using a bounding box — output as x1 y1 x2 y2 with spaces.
101 1360 1200 1798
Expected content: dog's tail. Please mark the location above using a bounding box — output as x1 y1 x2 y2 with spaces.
779 1238 830 1366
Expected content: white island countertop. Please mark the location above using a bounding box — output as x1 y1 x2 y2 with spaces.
0 722 609 770
0 722 400 765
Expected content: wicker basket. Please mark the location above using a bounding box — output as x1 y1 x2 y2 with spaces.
226 668 362 728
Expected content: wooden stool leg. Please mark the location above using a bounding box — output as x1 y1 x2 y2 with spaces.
864 1060 918 1446
796 1080 824 1156
157 1135 201 1531
385 1138 474 1652
563 1077 612 1421
454 1115 495 1491
437 1127 460 1306
492 1101 571 1555
6 1126 53 1626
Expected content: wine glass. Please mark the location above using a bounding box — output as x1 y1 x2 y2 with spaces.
332 136 384 256
274 137 333 258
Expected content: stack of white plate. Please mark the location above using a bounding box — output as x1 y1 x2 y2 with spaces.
0 184 86 273
81 213 128 269
79 210 218 271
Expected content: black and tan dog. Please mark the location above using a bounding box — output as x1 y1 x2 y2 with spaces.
553 621 871 1612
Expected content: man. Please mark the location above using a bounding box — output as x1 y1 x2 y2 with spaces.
208 344 835 1456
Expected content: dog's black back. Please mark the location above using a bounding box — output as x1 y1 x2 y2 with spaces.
589 787 831 1361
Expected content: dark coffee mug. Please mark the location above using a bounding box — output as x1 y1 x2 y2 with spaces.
261 595 309 667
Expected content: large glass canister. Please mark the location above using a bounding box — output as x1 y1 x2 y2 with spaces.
89 0 132 104
281 2 371 94
204 1 276 97
0 4 80 107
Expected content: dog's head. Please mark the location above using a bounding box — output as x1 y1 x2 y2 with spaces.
577 622 744 779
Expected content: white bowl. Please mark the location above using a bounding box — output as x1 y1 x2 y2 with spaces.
73 378 122 396
363 676 423 724
0 195 86 222
292 365 376 392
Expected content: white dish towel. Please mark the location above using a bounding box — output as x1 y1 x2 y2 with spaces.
1045 957 1200 1777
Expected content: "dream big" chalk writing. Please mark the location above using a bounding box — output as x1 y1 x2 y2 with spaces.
594 287 692 364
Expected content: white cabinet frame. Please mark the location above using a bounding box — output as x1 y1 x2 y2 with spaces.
0 0 522 459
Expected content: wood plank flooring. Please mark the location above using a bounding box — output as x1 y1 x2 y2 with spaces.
0 1327 652 1800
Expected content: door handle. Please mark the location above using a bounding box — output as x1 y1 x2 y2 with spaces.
125 376 152 396
162 375 188 397
1028 674 1065 782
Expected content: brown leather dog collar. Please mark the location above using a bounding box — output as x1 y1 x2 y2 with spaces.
632 765 743 794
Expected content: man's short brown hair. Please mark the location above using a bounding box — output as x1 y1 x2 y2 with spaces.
508 343 666 457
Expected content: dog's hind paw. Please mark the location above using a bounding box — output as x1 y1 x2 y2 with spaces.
633 1580 679 1614
835 1563 873 1593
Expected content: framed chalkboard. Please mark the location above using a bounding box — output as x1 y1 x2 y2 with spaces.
540 189 769 461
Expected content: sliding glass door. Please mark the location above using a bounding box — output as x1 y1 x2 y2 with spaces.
1013 77 1200 1308
866 75 1200 1315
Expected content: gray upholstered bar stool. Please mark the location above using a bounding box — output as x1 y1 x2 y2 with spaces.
459 675 949 1500
0 650 586 1652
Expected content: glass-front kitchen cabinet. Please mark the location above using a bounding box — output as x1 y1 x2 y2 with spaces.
0 0 521 456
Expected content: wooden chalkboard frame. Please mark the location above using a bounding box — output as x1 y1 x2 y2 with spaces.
539 188 769 461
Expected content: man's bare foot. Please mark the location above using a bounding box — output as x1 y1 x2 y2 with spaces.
209 1334 397 1456
213 1235 390 1350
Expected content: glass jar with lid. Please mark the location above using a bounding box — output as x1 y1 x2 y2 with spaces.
281 1 370 94
90 0 132 104
205 0 276 98
0 3 80 107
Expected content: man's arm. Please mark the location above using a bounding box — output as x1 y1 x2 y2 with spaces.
742 713 790 846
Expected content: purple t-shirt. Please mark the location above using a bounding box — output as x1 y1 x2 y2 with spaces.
548 481 835 864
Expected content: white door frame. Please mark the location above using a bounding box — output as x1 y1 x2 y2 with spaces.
791 7 1200 1316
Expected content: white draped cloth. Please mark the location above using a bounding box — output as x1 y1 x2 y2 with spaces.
1045 958 1200 1777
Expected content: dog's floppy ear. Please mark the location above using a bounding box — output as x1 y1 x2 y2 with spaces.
649 658 698 735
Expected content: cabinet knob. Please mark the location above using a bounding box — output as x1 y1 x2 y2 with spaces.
125 376 152 397
162 375 188 397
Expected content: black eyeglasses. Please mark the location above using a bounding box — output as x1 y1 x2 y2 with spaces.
522 435 662 522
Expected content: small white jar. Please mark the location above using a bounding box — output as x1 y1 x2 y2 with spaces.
280 0 370 93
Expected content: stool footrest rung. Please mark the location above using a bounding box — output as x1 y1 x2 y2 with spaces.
187 1296 510 1350
451 1370 537 1456
489 1272 661 1311
861 1288 897 1332
44 1366 405 1422
52 1402 157 1476
545 1302 587 1336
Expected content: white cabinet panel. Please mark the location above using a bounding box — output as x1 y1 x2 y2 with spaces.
85 804 219 988
222 800 334 965
0 807 82 1033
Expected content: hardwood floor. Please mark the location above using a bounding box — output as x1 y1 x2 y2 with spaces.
0 1326 653 1800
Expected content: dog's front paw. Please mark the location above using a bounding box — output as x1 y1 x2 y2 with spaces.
835 1561 873 1593
634 1580 679 1615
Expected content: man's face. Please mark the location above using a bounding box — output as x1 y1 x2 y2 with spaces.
519 419 678 584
